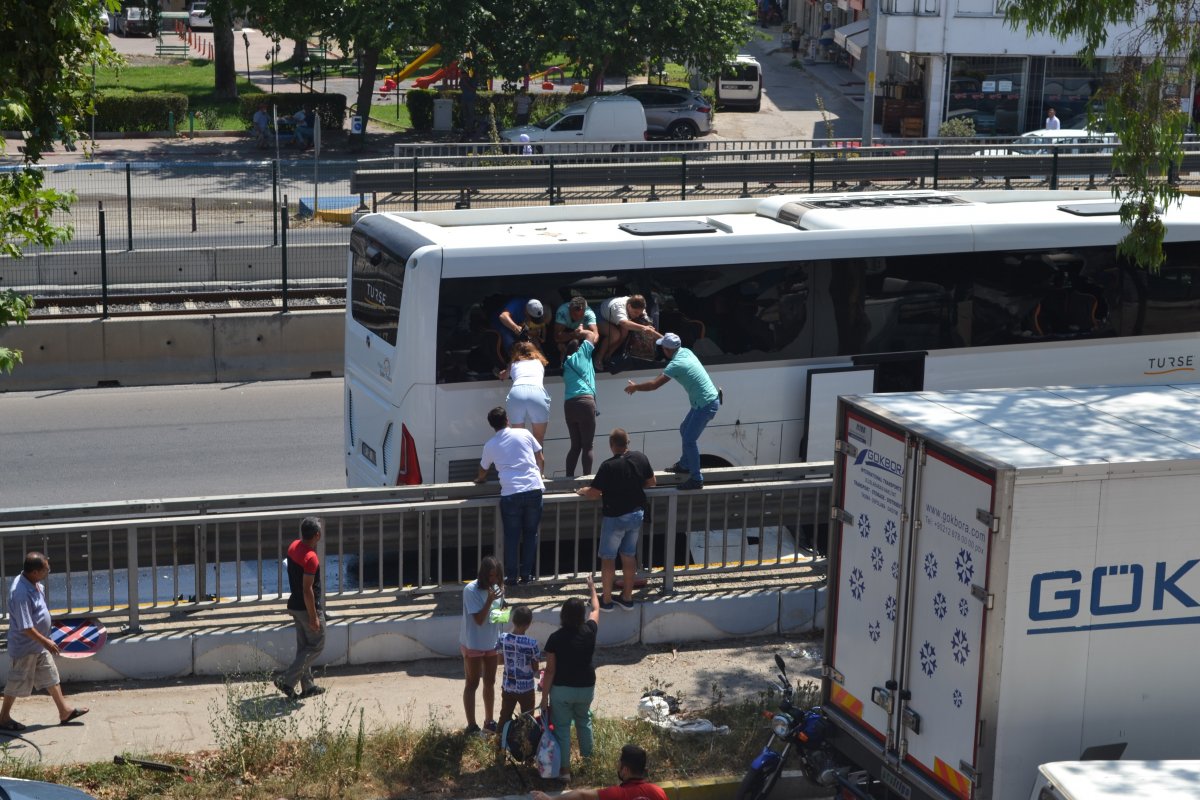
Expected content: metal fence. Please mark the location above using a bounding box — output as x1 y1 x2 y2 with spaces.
0 465 832 631
8 137 1200 306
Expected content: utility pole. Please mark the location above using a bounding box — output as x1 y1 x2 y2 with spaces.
861 0 879 145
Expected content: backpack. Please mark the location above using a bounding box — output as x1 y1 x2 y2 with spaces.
501 711 542 763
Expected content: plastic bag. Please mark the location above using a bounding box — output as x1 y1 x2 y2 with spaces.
536 714 561 779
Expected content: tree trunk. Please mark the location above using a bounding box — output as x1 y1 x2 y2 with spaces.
291 38 308 65
353 45 382 146
213 22 238 99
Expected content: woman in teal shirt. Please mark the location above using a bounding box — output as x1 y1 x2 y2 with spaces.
562 330 599 476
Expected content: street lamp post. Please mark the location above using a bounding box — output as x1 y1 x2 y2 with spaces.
243 32 251 86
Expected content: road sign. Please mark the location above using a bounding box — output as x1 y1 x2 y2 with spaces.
51 618 108 658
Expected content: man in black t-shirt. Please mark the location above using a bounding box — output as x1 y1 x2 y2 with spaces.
576 429 655 611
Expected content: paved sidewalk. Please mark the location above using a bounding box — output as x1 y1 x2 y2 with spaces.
0 635 820 767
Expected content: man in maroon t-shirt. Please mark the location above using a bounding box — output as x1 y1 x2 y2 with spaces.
530 744 667 800
274 516 326 700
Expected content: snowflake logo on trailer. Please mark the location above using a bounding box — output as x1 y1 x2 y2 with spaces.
933 592 947 619
924 552 938 579
951 628 971 665
884 519 898 545
850 567 865 600
919 641 937 677
959 598 970 618
858 513 871 539
953 689 963 708
955 549 974 584
868 621 881 642
891 561 899 579
885 595 897 621
871 546 884 572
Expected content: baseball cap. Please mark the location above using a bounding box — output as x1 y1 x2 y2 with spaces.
525 299 544 319
569 296 587 310
655 332 682 349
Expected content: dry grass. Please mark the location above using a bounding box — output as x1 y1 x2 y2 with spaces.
0 676 821 800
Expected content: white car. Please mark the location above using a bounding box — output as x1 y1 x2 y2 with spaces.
188 0 212 29
973 128 1118 180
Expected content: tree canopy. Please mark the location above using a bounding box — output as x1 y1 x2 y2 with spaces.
1006 0 1198 270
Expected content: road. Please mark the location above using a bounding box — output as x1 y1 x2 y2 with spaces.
0 379 344 509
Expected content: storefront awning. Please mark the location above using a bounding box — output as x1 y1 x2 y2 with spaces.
833 19 870 60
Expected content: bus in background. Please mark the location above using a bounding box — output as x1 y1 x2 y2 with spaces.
344 190 1200 487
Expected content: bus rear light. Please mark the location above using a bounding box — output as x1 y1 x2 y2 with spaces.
397 424 422 485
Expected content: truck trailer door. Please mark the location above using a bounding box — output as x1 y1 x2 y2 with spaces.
827 410 913 747
896 442 995 800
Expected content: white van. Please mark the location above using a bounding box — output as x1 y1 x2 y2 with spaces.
1031 761 1200 800
716 55 763 111
500 96 648 152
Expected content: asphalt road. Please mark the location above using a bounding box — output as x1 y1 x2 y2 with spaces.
0 378 344 509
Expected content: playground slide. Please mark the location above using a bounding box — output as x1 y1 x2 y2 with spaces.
528 62 571 81
391 43 441 83
413 61 458 89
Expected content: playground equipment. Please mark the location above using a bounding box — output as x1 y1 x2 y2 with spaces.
413 61 458 89
387 44 441 84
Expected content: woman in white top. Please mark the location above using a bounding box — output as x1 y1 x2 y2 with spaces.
499 341 551 445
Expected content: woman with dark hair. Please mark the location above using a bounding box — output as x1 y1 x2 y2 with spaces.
460 555 505 735
540 574 601 781
562 329 599 477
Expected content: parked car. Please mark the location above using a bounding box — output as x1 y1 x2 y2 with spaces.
500 95 648 153
973 128 1118 180
0 777 97 800
716 55 762 112
114 2 154 35
614 84 712 139
188 0 212 29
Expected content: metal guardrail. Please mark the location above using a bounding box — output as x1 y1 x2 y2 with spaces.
0 464 833 631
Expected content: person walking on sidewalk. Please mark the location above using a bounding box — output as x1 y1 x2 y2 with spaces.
576 428 655 610
623 332 719 490
0 552 89 731
529 743 668 800
275 516 326 700
477 406 545 585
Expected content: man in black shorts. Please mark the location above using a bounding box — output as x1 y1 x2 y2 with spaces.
576 428 655 610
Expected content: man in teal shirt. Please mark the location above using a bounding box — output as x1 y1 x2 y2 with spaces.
623 333 719 490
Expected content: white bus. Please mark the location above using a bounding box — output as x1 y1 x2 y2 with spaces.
344 190 1200 487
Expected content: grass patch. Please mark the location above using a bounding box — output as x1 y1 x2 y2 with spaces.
95 63 263 129
0 676 821 799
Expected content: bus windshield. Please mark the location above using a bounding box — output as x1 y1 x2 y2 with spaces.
349 229 405 346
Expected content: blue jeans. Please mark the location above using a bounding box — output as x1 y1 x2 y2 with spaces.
500 490 542 580
599 509 644 559
679 399 719 481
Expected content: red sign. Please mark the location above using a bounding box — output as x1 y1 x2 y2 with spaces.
51 618 108 658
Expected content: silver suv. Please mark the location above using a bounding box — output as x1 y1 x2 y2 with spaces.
615 85 713 139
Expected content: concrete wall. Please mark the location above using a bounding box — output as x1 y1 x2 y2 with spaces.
0 309 343 391
0 586 827 682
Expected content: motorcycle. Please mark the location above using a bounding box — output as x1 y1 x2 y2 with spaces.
735 653 841 800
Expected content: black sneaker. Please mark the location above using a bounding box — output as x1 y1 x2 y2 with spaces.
676 478 704 491
519 575 537 585
273 678 297 700
614 598 635 610
665 462 689 474
464 723 481 735
299 685 326 698
599 600 615 612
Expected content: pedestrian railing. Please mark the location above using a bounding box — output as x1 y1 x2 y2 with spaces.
0 464 832 631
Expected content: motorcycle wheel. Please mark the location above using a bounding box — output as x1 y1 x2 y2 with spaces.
734 760 784 800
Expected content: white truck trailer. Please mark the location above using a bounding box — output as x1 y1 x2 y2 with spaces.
824 383 1200 800
1030 760 1200 800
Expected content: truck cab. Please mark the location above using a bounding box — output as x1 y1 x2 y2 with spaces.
1031 761 1200 800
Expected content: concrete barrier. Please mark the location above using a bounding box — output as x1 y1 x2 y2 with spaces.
1 310 343 391
213 243 343 283
38 247 216 286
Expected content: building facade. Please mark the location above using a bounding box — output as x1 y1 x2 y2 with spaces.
790 0 1189 138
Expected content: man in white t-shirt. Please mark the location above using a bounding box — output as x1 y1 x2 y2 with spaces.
1044 108 1061 130
476 407 545 584
596 294 659 370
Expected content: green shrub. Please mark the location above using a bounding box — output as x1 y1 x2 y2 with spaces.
938 115 977 138
237 93 347 131
94 91 189 133
407 88 435 130
407 88 576 132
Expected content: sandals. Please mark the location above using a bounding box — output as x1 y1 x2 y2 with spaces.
0 719 26 732
60 708 89 725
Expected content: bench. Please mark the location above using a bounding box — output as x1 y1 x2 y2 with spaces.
155 40 190 58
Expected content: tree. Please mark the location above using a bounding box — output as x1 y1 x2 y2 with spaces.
1005 0 1196 270
207 0 241 98
0 0 119 371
